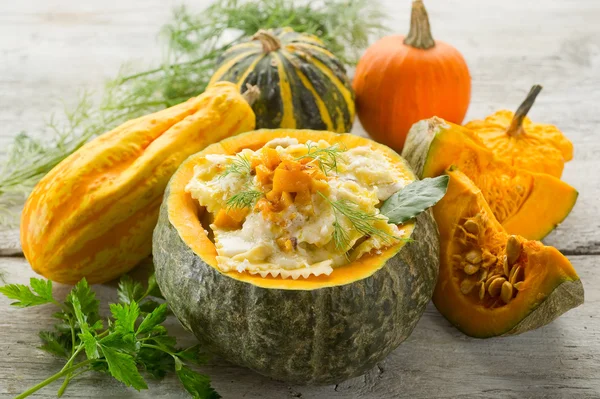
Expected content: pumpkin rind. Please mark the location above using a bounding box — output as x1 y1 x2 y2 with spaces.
153 129 439 384
402 117 578 240
209 28 355 133
432 169 583 338
20 82 255 284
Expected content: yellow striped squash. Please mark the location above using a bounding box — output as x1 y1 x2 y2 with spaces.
20 82 255 284
209 27 355 133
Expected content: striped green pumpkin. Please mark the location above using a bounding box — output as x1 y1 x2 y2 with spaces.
209 27 355 132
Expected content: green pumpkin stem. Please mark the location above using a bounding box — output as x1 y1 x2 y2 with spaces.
252 29 281 53
506 85 543 137
404 0 435 50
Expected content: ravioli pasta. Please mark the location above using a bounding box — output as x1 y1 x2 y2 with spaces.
185 137 409 279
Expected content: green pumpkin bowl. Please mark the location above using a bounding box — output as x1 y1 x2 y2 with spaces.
153 129 439 384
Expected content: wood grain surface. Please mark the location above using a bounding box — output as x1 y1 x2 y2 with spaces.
1 0 599 398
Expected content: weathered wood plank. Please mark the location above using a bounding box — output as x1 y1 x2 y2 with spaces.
0 255 598 398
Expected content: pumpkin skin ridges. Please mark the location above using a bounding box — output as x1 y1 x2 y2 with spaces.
432 169 583 338
153 129 440 384
21 82 255 284
402 117 577 240
208 27 355 133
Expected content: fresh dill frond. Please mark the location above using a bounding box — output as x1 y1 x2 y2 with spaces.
219 154 252 180
296 143 346 175
0 0 386 226
226 190 264 210
319 192 396 251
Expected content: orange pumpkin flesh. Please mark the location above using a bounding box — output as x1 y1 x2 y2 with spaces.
402 117 578 240
434 169 583 338
353 0 470 151
465 85 574 178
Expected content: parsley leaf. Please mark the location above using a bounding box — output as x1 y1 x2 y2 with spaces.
137 303 168 334
0 273 218 398
38 331 70 359
117 275 144 304
100 345 148 391
177 365 221 399
0 278 55 307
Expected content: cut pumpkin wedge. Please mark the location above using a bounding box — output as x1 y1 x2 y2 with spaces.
402 117 578 240
432 168 583 338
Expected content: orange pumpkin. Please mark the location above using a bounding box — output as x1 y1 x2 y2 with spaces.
353 0 471 151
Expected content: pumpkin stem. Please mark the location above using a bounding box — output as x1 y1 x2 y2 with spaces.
506 85 543 137
242 84 261 106
252 29 281 53
404 0 435 50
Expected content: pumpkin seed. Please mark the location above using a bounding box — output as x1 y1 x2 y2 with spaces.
479 282 486 301
464 219 479 235
503 255 510 278
488 277 506 297
500 281 514 304
465 249 482 265
509 265 523 285
460 279 476 295
506 236 522 265
485 274 500 288
513 281 524 291
479 269 488 282
463 263 480 275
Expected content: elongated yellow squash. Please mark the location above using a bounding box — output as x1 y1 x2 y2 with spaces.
21 82 255 284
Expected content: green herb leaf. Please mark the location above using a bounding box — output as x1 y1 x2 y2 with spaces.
100 345 148 391
380 176 450 225
80 330 99 359
38 331 70 359
144 273 164 299
138 347 174 379
68 278 100 323
176 365 221 399
117 275 144 304
219 154 252 180
137 303 168 335
296 143 345 175
176 345 210 366
99 332 136 353
0 278 54 307
110 302 140 335
225 190 264 210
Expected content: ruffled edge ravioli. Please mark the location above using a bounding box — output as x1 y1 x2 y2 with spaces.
186 136 408 279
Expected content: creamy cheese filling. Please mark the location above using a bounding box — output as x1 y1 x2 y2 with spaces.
185 137 408 279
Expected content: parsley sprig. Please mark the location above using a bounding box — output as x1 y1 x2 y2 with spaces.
0 275 219 399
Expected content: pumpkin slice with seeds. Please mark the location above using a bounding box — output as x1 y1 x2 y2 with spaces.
465 85 573 178
402 116 578 240
433 168 583 338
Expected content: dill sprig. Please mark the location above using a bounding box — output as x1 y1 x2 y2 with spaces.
318 192 396 252
296 143 346 175
219 154 252 180
226 190 264 210
0 0 387 226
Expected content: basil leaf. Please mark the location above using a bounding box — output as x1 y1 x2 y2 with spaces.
381 175 449 224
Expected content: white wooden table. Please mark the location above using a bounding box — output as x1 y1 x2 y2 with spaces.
1 1 599 397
